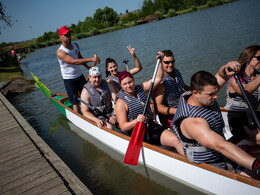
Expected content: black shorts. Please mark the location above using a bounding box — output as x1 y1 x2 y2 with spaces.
144 121 165 145
227 111 260 140
63 74 86 105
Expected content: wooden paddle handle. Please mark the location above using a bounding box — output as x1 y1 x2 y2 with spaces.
86 54 97 82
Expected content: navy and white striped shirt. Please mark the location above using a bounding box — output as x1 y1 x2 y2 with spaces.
163 68 185 108
172 94 225 164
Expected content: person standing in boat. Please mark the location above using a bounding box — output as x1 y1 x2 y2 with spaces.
115 52 184 155
171 63 260 178
153 50 189 128
225 45 260 148
57 26 100 114
81 66 118 130
106 45 142 92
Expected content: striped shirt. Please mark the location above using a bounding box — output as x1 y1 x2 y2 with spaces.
172 93 225 164
163 68 185 108
116 85 153 123
225 74 259 111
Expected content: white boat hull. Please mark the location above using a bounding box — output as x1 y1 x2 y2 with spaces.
63 105 260 194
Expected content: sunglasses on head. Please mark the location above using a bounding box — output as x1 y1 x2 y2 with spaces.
163 59 175 64
253 56 260 61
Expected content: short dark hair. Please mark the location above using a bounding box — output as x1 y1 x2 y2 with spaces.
105 57 117 77
190 71 218 93
162 50 174 58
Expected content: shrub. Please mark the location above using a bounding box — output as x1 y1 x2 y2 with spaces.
168 9 177 17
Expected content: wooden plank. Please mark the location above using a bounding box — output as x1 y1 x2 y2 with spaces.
0 152 42 173
17 176 65 195
0 92 92 194
0 166 53 194
2 171 62 195
0 143 36 164
39 183 71 195
0 130 31 154
0 157 50 186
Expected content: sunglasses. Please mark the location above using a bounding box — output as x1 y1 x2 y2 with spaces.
163 60 175 64
253 56 260 61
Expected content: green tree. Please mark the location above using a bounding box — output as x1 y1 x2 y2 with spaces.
93 6 119 29
0 2 16 34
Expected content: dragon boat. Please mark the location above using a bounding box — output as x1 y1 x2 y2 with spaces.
31 73 260 194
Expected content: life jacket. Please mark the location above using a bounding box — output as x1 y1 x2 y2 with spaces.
116 85 153 123
171 92 225 164
84 80 113 118
163 69 185 108
225 73 260 111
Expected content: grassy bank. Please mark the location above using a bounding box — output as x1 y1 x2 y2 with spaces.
0 66 24 82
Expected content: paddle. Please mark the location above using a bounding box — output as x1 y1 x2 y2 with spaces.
228 68 260 130
78 97 119 130
123 57 161 166
86 54 97 82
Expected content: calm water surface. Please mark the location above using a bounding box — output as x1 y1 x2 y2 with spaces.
9 0 260 194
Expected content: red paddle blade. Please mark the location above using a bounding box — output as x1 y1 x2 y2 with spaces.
123 122 146 166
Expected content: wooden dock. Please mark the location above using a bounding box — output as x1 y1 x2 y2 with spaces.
0 92 92 195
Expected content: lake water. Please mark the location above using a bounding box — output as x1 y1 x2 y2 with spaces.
9 0 260 194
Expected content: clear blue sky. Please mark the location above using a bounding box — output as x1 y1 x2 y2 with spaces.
0 0 143 43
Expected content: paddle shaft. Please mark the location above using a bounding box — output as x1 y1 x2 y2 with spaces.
123 60 129 72
123 58 161 165
233 74 260 129
78 97 109 120
143 58 161 116
86 54 97 82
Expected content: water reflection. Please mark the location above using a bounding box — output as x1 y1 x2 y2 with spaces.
50 115 205 194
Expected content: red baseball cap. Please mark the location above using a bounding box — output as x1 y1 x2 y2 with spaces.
59 26 72 35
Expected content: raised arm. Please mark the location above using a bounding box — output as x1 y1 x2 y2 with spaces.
142 53 163 93
127 45 142 75
215 61 241 90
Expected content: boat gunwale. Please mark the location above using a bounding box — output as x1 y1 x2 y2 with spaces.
50 92 260 189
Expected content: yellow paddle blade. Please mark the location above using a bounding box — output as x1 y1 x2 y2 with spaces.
30 72 51 97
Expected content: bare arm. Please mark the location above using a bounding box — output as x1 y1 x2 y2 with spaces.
80 88 105 128
153 83 177 115
107 80 117 102
57 44 100 67
115 99 138 132
142 55 163 93
127 45 142 75
215 61 241 90
229 75 260 96
181 117 256 170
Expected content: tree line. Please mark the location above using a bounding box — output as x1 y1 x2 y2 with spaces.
0 0 235 49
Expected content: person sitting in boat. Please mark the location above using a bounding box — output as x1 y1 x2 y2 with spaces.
152 49 190 128
106 45 142 92
81 66 118 130
57 25 100 114
171 64 260 178
225 45 260 149
115 52 184 155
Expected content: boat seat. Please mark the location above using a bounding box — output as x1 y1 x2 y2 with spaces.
59 96 69 104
